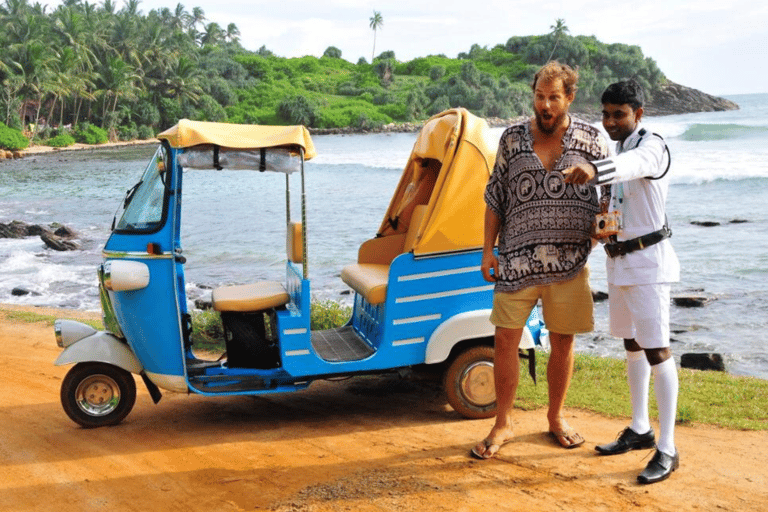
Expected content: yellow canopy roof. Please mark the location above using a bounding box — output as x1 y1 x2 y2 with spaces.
377 108 498 255
157 119 317 160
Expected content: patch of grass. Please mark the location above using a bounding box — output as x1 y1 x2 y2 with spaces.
310 299 352 330
516 351 768 431
0 309 102 330
190 309 226 352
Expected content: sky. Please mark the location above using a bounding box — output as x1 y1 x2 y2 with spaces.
48 0 768 96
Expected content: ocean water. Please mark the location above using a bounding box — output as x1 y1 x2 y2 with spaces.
2 94 766 378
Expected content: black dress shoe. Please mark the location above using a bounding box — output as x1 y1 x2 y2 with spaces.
637 449 679 484
595 427 655 455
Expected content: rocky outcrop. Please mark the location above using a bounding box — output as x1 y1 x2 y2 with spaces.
0 220 79 251
644 81 739 116
40 231 79 251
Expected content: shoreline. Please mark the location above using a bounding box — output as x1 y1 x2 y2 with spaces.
21 138 158 156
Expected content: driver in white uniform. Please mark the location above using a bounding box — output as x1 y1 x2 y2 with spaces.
562 79 680 484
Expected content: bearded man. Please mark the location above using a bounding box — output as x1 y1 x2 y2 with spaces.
472 61 609 459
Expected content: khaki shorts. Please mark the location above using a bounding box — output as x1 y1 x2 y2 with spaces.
490 266 594 335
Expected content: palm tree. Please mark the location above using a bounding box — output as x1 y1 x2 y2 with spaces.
199 22 223 46
369 10 383 62
99 55 140 128
188 6 205 31
225 23 240 44
171 3 189 32
546 18 569 62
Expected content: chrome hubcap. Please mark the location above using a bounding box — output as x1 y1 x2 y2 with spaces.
75 374 121 416
460 361 496 407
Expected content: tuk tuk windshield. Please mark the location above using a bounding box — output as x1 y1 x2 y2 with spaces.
113 145 169 233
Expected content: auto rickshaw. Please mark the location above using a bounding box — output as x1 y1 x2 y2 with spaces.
54 109 546 428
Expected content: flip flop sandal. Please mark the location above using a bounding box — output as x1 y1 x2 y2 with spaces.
549 429 585 449
470 438 513 459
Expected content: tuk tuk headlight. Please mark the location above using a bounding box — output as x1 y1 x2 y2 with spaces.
54 319 97 348
103 260 150 292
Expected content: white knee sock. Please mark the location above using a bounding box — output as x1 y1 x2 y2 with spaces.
626 350 651 435
652 357 679 456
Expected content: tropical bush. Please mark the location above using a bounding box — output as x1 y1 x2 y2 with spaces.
276 95 317 126
47 131 76 148
73 124 109 145
137 125 156 140
0 123 29 150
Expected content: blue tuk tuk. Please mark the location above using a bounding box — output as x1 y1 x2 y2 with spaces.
54 109 546 428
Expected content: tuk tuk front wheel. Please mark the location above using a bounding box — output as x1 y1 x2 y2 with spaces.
444 346 497 419
61 362 137 428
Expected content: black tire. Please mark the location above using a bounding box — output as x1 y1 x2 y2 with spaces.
60 362 137 428
443 345 497 419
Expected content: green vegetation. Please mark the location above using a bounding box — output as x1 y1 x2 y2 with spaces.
189 308 226 352
0 308 102 329
310 299 353 330
73 123 108 144
0 122 29 150
1 1 667 142
4 303 766 431
47 130 76 148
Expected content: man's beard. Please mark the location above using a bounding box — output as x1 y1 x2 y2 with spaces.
535 110 567 135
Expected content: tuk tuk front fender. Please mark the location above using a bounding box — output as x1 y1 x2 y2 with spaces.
425 309 535 364
55 331 143 374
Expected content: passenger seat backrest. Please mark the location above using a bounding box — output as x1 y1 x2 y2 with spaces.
287 221 303 263
404 205 428 252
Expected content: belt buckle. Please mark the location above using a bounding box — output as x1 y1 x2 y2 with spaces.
604 242 626 258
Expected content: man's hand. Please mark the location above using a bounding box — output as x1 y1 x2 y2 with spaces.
562 163 596 185
481 251 499 282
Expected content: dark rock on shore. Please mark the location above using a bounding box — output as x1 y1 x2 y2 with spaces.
0 220 39 238
592 290 609 302
681 353 726 372
11 287 42 297
673 296 714 307
41 231 79 251
0 220 80 251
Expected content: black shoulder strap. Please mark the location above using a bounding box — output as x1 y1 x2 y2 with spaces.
643 131 671 181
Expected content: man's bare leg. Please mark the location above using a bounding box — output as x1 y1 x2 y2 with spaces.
472 326 523 458
546 332 583 447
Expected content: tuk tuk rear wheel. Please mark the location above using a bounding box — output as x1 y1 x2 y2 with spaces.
444 346 497 419
61 362 137 428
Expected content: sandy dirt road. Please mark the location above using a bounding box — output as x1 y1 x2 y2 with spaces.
1 305 767 512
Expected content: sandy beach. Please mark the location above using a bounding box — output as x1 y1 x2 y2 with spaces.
19 139 157 155
1 303 766 511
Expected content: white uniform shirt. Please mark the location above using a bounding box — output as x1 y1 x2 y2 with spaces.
592 125 680 286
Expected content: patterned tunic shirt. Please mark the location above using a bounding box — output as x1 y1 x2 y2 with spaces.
484 116 609 293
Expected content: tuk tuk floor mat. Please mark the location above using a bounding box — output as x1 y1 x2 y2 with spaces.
311 326 375 362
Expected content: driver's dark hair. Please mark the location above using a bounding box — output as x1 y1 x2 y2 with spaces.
601 80 644 110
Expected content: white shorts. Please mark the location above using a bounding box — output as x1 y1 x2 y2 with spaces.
608 283 671 349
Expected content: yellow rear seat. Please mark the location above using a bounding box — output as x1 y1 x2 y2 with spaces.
340 205 427 305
